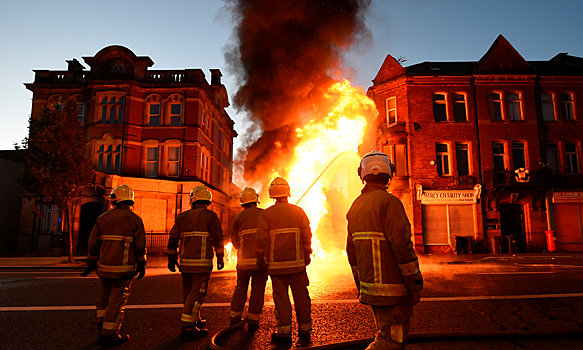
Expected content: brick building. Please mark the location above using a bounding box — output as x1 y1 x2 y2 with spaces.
368 35 583 254
22 46 238 255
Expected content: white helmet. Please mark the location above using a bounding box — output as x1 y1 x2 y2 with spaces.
190 185 212 204
358 151 394 182
240 187 259 205
110 184 134 205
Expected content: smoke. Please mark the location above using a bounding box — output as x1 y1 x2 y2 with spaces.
224 0 372 183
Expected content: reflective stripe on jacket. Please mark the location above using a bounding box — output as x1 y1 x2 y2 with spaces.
168 206 224 273
346 183 423 306
87 208 147 279
231 206 264 270
256 201 312 275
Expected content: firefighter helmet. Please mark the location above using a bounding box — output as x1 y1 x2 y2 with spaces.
268 177 290 198
110 184 134 205
358 151 394 182
240 187 259 205
190 185 212 204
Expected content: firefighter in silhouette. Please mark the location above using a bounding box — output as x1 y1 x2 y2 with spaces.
229 187 268 331
82 184 146 348
346 151 423 350
167 184 224 339
256 177 313 344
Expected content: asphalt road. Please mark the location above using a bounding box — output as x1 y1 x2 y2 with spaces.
1 255 583 350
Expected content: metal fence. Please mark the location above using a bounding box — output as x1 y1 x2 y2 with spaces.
17 231 56 254
146 232 169 254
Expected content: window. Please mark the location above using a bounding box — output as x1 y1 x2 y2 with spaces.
456 143 470 176
168 146 180 177
492 142 505 170
146 147 159 177
512 142 526 170
560 93 574 120
201 152 210 182
170 104 182 126
433 93 447 122
394 144 407 176
96 144 121 174
100 96 124 124
541 93 556 121
508 92 522 121
452 93 467 122
149 104 161 126
76 103 85 125
436 143 450 176
546 143 559 175
566 142 579 174
386 97 397 125
488 92 503 121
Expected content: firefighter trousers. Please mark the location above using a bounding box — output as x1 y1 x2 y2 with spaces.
229 269 268 325
270 271 312 336
366 303 414 350
96 277 132 335
181 272 211 327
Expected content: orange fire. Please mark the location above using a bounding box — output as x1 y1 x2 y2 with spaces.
224 79 378 269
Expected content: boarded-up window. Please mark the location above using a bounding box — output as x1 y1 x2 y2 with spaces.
422 205 448 245
141 198 167 232
394 144 407 176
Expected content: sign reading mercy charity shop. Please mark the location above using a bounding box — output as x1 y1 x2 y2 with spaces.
553 191 583 203
421 190 477 204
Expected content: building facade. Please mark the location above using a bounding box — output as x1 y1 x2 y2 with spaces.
368 35 583 254
22 46 238 255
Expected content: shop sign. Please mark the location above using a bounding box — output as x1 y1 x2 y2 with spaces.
421 190 476 204
553 191 583 203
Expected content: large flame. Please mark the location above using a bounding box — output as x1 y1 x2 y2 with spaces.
274 79 377 259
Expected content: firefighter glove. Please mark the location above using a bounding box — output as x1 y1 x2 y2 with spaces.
351 266 360 290
217 254 225 270
168 254 179 272
136 261 146 279
304 252 311 266
80 260 97 277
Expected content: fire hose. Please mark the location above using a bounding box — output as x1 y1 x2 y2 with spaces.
294 151 349 206
209 321 583 350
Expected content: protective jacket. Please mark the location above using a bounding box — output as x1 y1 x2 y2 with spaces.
168 206 224 273
346 183 423 306
231 206 264 270
256 201 312 275
87 208 146 279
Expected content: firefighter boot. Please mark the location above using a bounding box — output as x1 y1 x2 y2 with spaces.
98 334 130 348
271 333 292 345
196 318 206 329
181 326 208 339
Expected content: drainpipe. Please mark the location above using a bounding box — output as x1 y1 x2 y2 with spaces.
471 76 486 248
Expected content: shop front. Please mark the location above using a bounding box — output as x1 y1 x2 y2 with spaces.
552 191 583 252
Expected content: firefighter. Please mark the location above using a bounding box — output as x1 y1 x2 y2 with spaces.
82 184 146 349
167 184 224 339
346 151 423 350
256 177 312 344
229 187 268 331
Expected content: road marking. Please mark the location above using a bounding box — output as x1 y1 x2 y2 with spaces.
477 271 555 275
2 293 583 312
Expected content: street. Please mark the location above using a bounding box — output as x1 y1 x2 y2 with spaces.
1 254 583 350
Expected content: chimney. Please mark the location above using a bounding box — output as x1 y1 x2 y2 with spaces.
67 58 85 72
210 69 222 86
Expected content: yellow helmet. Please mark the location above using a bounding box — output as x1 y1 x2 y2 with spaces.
190 185 212 204
240 187 259 205
358 150 394 182
268 177 290 198
110 184 134 205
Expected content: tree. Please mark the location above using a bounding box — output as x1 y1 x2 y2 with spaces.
18 100 93 262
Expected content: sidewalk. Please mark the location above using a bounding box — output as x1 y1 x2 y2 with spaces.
0 255 169 269
1 252 582 269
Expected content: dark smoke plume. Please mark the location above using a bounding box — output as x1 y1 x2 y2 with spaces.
224 0 372 183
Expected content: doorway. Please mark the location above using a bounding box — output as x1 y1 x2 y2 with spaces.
77 202 102 255
499 203 527 253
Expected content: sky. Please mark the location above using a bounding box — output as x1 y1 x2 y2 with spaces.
2 0 583 159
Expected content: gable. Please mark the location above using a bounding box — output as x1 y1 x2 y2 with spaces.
372 54 406 85
474 35 531 74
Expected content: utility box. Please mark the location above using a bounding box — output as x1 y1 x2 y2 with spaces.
455 236 472 254
491 236 503 254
